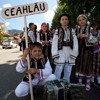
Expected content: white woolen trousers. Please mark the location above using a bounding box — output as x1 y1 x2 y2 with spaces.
54 64 72 83
15 74 57 97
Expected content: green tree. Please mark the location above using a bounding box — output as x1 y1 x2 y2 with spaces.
51 0 100 29
0 27 4 42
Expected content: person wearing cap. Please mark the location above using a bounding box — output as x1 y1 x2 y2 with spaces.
52 13 78 83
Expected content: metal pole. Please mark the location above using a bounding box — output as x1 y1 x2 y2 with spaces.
24 16 34 100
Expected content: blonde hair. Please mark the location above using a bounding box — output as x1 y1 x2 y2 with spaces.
77 14 87 22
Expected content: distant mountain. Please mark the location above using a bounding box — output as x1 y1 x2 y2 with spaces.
8 29 23 35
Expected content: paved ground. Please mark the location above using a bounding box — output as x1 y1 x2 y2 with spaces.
0 46 29 100
0 45 100 100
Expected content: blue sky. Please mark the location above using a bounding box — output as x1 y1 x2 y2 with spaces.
0 0 57 30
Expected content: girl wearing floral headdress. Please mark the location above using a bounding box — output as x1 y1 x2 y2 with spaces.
76 14 93 91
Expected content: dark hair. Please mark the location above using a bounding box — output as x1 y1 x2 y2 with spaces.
90 20 99 31
90 21 98 27
29 42 42 51
23 27 29 31
29 23 34 28
34 25 37 30
59 13 70 21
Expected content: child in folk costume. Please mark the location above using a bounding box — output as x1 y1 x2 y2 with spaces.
28 23 37 43
90 21 100 83
76 14 93 91
15 42 56 97
52 13 78 83
18 35 22 51
37 22 52 61
21 27 29 52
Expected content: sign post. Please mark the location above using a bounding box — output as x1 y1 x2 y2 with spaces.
2 2 48 100
24 15 34 100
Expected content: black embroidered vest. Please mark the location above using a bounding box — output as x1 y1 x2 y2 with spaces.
57 27 73 50
28 29 37 43
76 25 91 47
23 57 47 82
40 32 51 41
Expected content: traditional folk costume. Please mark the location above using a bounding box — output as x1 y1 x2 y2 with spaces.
75 25 94 91
37 31 52 60
52 27 78 83
76 25 94 76
15 57 56 97
28 29 38 43
90 29 100 83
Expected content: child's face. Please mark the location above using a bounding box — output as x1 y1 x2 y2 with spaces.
92 25 97 31
31 24 35 29
60 16 69 27
31 47 42 60
78 16 87 27
41 24 47 32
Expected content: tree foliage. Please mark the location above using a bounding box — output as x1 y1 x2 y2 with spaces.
0 27 4 42
51 0 100 29
8 29 22 34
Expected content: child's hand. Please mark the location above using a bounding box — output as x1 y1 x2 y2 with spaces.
42 41 45 45
46 41 50 46
23 48 29 57
28 68 39 75
77 34 81 38
22 48 29 63
79 34 88 38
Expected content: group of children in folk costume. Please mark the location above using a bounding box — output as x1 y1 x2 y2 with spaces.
15 13 100 97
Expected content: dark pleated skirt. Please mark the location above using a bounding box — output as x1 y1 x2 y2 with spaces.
76 39 93 76
93 51 100 76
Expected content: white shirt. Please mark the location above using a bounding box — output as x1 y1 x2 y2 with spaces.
28 30 36 43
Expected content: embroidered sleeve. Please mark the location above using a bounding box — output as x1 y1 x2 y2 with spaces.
37 32 41 43
52 29 59 59
70 31 78 59
16 59 27 73
28 31 35 43
39 69 43 80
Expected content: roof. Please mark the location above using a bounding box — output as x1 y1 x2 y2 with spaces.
0 23 5 26
14 35 19 39
3 33 10 37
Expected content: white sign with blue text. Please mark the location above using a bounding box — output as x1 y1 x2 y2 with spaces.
2 2 48 19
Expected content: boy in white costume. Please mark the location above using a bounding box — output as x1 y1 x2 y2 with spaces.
28 23 38 43
52 13 78 83
15 42 56 97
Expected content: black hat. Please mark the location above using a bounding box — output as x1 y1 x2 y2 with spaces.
59 13 70 21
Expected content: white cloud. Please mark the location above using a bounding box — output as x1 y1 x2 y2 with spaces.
44 10 55 22
5 22 10 26
44 5 57 22
0 8 2 11
3 3 12 8
52 5 57 11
